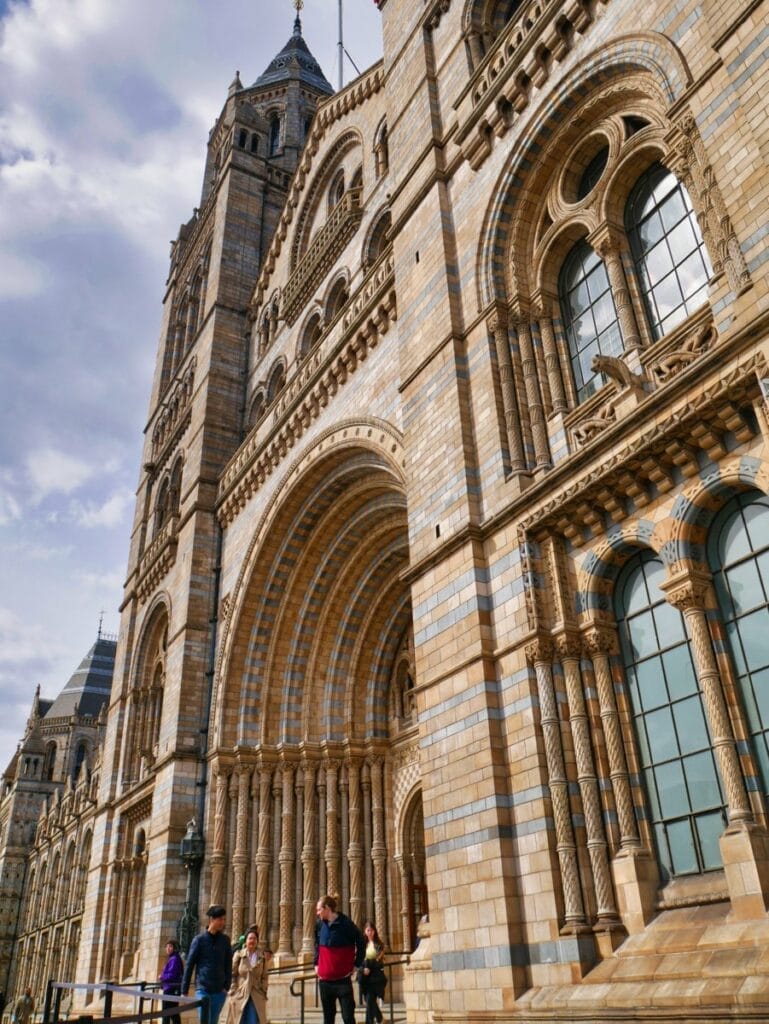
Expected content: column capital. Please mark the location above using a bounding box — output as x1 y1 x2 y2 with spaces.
659 569 712 612
525 635 553 663
555 631 583 661
581 623 618 657
487 303 509 334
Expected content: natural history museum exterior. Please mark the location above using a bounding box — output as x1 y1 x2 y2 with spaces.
3 0 769 1020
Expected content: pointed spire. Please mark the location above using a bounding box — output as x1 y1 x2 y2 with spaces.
228 70 243 97
293 0 304 36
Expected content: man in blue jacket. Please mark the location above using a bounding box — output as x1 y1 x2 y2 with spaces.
181 905 233 1024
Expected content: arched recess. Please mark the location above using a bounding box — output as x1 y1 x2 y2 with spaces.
215 419 410 749
399 786 427 951
291 128 364 268
478 33 692 310
122 601 169 785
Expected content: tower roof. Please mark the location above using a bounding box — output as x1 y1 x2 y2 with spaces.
43 637 116 720
251 15 333 95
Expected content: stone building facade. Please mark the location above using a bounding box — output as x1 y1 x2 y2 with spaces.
0 638 114 1004
7 0 769 1021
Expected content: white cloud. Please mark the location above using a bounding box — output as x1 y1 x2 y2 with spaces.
76 566 124 590
70 486 134 528
26 447 95 502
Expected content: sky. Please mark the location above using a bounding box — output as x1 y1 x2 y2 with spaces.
0 0 384 771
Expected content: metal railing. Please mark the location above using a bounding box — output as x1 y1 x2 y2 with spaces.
41 981 207 1024
287 956 410 1024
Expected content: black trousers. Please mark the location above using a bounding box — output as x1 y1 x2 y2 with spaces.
319 977 356 1024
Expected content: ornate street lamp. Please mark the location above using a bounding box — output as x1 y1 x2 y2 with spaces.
178 818 204 953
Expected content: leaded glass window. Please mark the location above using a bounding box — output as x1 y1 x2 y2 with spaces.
709 491 769 801
558 240 623 402
615 551 726 881
625 162 712 340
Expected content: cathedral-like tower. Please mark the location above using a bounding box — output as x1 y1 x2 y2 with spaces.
77 16 332 988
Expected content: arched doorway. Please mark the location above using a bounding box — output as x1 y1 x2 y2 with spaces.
400 788 427 951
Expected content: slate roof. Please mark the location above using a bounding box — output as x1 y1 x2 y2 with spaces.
43 638 116 720
252 16 333 94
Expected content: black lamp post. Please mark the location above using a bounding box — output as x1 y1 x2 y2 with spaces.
178 818 204 953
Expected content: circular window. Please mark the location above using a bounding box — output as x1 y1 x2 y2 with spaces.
577 145 609 200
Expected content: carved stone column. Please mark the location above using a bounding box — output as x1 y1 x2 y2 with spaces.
582 625 657 933
526 638 588 932
210 762 230 907
317 766 327 895
301 761 318 955
513 315 551 469
227 770 239 914
361 762 373 904
661 571 769 919
278 761 295 954
347 759 364 925
370 757 388 942
582 627 640 850
232 763 252 940
325 760 340 898
535 303 568 412
254 765 272 941
395 853 410 952
488 308 527 473
590 227 642 352
556 635 620 930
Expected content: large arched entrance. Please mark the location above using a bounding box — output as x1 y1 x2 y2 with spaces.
210 428 421 955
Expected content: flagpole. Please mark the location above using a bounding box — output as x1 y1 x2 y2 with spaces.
338 0 344 90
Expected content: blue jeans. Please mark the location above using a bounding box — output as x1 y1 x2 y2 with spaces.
196 989 227 1024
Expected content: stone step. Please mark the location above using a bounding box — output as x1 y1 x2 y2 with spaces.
269 1004 407 1024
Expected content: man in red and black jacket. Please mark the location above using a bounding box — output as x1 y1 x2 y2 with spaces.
314 894 365 1024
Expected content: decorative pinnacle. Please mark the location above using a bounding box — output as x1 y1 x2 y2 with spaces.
293 0 303 34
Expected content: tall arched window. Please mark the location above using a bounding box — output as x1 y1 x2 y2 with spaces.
558 240 622 402
299 312 323 360
267 362 286 404
615 550 726 881
269 114 281 156
325 276 349 323
709 491 769 801
626 162 712 339
43 742 57 782
72 741 88 783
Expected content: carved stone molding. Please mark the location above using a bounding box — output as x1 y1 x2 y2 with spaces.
136 515 179 603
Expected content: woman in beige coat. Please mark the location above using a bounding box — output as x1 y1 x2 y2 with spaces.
223 925 271 1024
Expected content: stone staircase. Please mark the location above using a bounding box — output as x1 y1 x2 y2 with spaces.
269 1005 407 1024
516 901 769 1021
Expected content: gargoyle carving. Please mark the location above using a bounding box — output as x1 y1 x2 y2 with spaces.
652 321 717 383
591 354 645 391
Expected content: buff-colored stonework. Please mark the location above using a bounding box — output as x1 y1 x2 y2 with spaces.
4 1 769 1021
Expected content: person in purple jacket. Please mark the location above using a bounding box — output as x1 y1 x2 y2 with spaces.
160 939 184 1024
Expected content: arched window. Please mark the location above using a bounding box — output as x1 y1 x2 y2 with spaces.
169 458 183 519
365 210 391 267
329 169 345 214
267 362 286 404
155 477 170 533
615 550 726 881
269 114 281 156
299 312 323 359
558 240 622 402
249 389 266 428
325 276 349 323
709 491 769 801
43 742 57 782
72 741 88 783
626 162 712 340
466 0 524 70
250 133 259 154
237 127 247 148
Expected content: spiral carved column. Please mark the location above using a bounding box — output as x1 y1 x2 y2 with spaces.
662 575 752 823
301 761 318 955
514 316 551 470
210 762 230 906
325 761 340 898
347 759 364 925
591 228 642 351
583 626 641 851
557 635 620 927
535 305 568 412
254 764 272 942
527 638 588 930
370 757 388 942
278 762 295 954
231 763 252 940
488 309 527 473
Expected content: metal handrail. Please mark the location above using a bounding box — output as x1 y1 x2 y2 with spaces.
41 981 208 1024
287 956 410 1024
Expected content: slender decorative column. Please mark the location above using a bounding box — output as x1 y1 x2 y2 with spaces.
370 757 388 941
361 763 373 907
278 761 296 954
270 771 282 948
467 30 484 69
513 315 551 469
582 626 642 851
488 308 527 473
535 303 568 412
209 763 230 907
317 766 327 896
661 575 752 822
395 854 410 952
325 760 340 898
105 861 124 978
254 764 273 941
526 638 588 931
301 761 318 954
591 227 642 351
232 763 252 940
347 759 364 926
339 766 350 906
556 635 620 927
